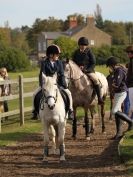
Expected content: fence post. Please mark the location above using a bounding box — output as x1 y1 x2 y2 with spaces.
19 74 24 126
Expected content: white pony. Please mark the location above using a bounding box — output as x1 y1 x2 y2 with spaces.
39 73 66 162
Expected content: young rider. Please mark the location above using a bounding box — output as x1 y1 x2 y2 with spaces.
32 44 74 120
73 37 104 105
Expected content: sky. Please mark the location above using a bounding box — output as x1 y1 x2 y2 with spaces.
0 0 133 28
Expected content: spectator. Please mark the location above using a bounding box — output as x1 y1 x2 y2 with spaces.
0 67 11 120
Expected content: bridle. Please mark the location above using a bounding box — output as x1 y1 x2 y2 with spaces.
65 62 84 82
40 88 58 110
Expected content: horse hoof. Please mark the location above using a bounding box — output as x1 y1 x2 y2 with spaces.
60 156 66 162
42 157 48 163
86 136 91 141
72 135 76 140
102 131 106 134
90 129 94 134
55 149 60 155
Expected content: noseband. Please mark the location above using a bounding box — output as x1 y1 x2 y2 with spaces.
40 89 58 110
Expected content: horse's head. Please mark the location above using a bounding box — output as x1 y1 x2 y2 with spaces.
64 60 89 91
42 73 58 110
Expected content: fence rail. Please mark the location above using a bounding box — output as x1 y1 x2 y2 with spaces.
0 75 38 133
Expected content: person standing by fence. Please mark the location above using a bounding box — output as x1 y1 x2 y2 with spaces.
0 67 11 120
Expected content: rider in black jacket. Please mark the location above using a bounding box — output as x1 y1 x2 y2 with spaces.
32 44 74 120
73 37 104 105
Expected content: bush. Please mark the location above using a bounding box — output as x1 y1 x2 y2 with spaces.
0 44 30 71
92 45 128 65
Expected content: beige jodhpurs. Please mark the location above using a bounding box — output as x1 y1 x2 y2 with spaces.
87 72 99 85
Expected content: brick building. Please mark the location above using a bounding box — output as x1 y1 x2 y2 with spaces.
37 16 111 59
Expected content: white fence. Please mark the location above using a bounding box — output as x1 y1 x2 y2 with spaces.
0 75 38 133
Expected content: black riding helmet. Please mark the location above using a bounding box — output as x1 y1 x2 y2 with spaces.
78 37 89 46
106 56 119 67
46 44 61 56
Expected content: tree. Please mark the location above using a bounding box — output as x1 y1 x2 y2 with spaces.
54 36 77 59
26 17 63 50
94 4 104 29
0 27 11 46
11 28 30 53
104 21 128 45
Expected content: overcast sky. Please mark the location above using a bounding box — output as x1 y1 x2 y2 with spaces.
0 0 133 28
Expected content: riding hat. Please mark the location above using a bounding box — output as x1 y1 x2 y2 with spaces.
125 45 133 53
106 56 119 67
78 37 89 46
46 44 61 56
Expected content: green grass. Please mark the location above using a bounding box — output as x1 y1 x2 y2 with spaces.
0 114 42 146
9 68 39 79
119 130 133 176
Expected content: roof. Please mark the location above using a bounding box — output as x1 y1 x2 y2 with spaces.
63 25 85 36
41 32 64 39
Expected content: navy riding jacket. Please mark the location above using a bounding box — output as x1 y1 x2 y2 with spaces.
73 48 96 73
112 66 127 93
39 58 67 89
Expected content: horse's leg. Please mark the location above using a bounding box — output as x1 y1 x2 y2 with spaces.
84 108 90 140
89 105 96 134
100 102 106 133
49 125 56 155
43 123 49 162
58 122 66 161
72 107 77 140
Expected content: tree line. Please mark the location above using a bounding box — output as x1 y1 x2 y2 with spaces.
0 4 133 71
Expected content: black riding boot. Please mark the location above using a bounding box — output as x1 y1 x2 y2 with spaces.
113 114 123 139
115 111 133 131
94 84 104 105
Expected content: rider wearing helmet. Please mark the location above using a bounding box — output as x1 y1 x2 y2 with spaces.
32 44 74 120
106 56 133 139
73 36 104 105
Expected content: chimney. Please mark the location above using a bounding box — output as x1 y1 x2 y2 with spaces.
69 16 77 29
86 15 95 26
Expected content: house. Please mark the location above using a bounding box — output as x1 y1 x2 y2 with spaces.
37 16 111 59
